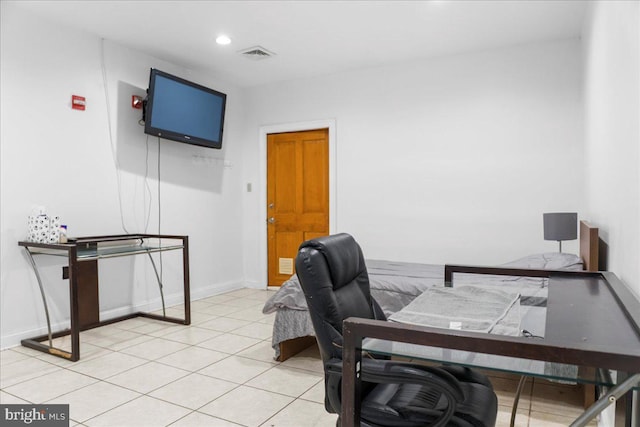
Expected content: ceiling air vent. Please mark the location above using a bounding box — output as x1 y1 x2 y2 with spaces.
238 46 276 61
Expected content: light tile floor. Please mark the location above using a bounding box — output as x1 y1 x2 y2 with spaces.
0 288 596 426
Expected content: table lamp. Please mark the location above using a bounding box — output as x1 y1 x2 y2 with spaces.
543 212 577 253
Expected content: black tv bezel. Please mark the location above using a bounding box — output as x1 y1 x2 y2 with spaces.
144 68 227 150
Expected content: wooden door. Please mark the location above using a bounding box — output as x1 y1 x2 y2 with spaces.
267 129 329 286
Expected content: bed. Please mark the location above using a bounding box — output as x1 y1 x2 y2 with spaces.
263 220 600 362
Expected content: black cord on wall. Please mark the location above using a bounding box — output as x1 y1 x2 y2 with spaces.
100 38 129 234
144 134 153 232
157 137 163 282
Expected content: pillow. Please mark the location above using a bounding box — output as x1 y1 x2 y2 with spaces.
501 253 583 271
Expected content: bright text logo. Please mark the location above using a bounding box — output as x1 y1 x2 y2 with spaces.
1 405 69 426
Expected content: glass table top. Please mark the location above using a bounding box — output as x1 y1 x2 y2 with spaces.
363 337 592 383
75 243 184 260
21 236 184 261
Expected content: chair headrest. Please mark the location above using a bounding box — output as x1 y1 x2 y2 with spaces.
298 233 364 290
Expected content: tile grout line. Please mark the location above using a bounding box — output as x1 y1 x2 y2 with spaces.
2 289 592 426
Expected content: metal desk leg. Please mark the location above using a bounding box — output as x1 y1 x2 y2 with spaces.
146 251 166 316
510 376 528 427
21 246 75 360
570 373 640 427
23 248 53 348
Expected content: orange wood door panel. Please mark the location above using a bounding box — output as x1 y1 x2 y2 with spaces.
267 129 329 286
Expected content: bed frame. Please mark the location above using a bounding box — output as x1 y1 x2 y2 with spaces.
277 220 601 362
580 220 599 272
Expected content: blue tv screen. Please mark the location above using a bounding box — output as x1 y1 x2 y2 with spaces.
144 69 226 149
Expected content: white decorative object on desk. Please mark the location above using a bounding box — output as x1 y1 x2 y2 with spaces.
27 207 64 243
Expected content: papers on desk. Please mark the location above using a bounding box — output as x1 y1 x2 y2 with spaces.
388 286 522 336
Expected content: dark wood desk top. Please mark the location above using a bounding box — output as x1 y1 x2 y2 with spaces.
342 268 640 427
546 273 640 356
346 268 640 374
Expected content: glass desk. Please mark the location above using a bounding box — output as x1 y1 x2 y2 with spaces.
341 267 640 427
18 234 191 361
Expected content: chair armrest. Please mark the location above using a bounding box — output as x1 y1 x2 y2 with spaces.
328 357 465 401
359 358 465 403
326 358 343 373
333 358 465 427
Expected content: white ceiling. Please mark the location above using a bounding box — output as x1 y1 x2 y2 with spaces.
14 0 587 88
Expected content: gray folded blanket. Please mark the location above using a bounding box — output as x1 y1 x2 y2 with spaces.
389 285 521 335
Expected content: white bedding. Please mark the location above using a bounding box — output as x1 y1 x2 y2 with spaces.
389 286 522 335
263 252 583 359
263 259 443 316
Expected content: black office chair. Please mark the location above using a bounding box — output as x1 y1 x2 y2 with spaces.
295 233 498 427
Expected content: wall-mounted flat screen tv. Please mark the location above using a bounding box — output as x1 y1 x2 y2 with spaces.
144 68 227 149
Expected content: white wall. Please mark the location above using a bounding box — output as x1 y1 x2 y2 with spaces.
7 3 628 351
583 0 640 298
241 39 585 284
0 4 246 348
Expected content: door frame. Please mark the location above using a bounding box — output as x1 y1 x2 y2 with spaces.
258 119 337 287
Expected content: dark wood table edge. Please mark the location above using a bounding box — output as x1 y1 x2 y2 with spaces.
342 268 640 427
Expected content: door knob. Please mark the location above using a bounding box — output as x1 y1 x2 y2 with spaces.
267 217 275 224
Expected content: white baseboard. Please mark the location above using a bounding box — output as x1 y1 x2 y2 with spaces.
189 279 247 300
0 279 248 350
1 324 64 351
245 280 268 290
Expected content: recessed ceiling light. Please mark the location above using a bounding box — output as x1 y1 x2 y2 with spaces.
216 35 231 45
